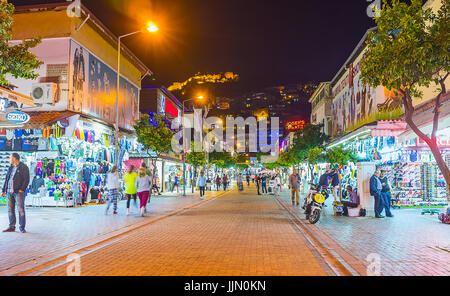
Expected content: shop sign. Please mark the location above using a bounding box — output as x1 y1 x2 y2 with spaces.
416 137 450 147
285 120 306 132
0 98 8 113
6 111 30 124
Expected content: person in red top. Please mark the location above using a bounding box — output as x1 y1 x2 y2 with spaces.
215 176 221 191
222 175 228 191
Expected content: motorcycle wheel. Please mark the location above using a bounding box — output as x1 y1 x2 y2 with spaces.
309 209 321 224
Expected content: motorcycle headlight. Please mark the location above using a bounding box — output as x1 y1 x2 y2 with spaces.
314 194 325 204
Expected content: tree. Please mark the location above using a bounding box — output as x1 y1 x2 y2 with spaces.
306 148 326 181
186 147 206 193
0 1 42 85
233 153 249 170
360 0 450 203
134 113 174 171
209 151 234 169
291 123 330 163
324 145 358 200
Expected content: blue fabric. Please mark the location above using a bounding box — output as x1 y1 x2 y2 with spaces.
8 192 26 231
381 191 393 216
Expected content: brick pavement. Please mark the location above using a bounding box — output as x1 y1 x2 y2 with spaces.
277 187 450 276
39 188 329 276
0 190 221 275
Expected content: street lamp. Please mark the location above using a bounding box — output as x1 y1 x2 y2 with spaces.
115 22 159 166
182 95 204 196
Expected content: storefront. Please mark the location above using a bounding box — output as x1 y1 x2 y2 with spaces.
0 114 139 207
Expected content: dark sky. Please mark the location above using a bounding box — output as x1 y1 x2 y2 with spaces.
10 0 375 96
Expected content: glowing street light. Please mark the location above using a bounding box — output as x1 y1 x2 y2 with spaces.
147 22 159 33
114 21 159 165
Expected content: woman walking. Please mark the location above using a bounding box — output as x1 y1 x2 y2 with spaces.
105 165 119 215
136 168 152 217
124 165 138 215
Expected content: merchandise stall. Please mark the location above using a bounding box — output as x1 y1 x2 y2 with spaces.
0 117 138 207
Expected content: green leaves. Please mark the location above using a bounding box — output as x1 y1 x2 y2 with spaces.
360 0 449 98
133 114 174 157
290 123 330 163
0 2 42 85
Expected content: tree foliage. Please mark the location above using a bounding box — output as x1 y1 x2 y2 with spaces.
186 150 206 169
307 148 326 165
0 1 42 85
209 151 234 168
134 114 174 157
360 0 450 199
324 145 358 167
291 123 330 162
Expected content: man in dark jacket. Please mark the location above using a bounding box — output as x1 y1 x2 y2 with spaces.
2 153 30 233
370 169 384 218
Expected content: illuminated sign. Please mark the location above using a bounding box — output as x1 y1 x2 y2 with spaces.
285 120 306 132
6 111 30 124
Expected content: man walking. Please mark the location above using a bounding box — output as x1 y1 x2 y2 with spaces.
289 169 300 206
379 170 394 217
2 153 30 233
222 174 228 191
261 174 268 194
256 174 261 195
370 169 384 218
198 172 207 200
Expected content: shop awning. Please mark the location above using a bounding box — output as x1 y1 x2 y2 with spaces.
371 120 407 137
22 111 78 129
0 86 34 107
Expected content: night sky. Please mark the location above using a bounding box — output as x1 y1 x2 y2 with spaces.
10 0 376 97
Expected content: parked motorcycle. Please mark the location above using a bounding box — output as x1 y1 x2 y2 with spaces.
303 183 329 224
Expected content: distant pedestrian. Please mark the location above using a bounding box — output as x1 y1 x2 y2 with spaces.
172 175 179 193
256 174 261 195
215 175 221 191
261 174 268 194
136 168 152 217
331 165 340 202
124 165 138 215
370 169 384 218
2 153 30 233
275 174 281 196
105 165 119 215
379 170 394 217
223 175 228 191
289 169 301 206
246 174 250 187
198 172 207 199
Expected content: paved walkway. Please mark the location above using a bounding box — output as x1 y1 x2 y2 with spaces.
38 188 329 276
277 187 450 276
0 191 220 275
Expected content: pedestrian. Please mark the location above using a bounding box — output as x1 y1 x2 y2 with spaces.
370 169 385 218
246 174 250 187
215 175 221 191
289 169 301 206
342 185 360 216
136 168 152 217
256 174 261 195
379 170 394 217
105 165 119 215
124 165 138 215
261 174 268 194
275 174 281 196
331 165 340 202
313 173 319 185
198 172 207 199
2 153 30 233
223 174 228 191
172 175 179 193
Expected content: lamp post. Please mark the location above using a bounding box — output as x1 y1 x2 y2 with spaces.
181 96 204 196
115 22 159 166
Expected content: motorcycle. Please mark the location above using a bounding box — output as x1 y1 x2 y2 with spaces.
303 183 329 224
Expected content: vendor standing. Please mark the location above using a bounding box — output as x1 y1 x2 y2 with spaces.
379 170 394 218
